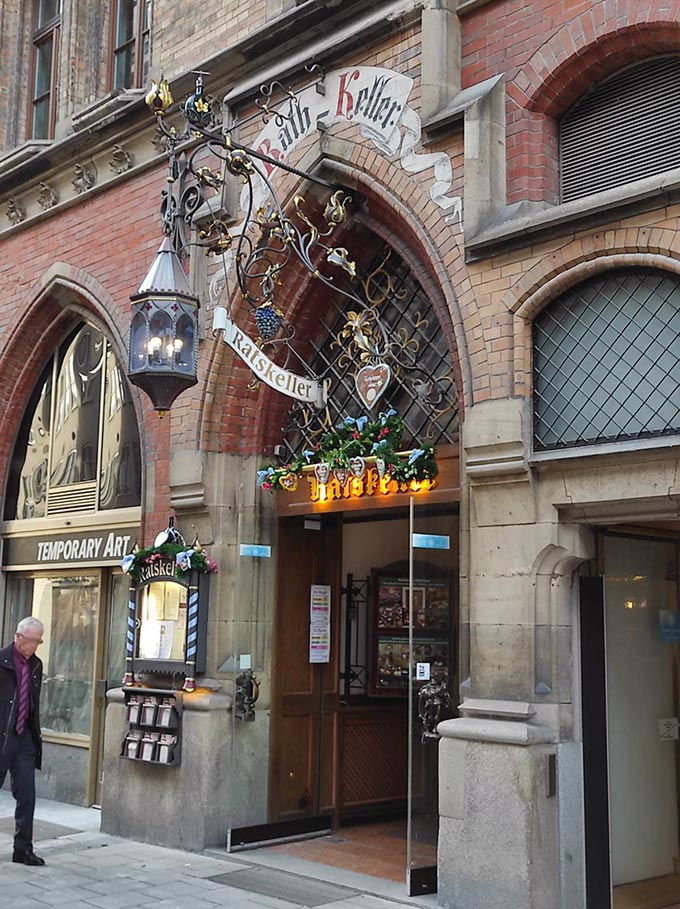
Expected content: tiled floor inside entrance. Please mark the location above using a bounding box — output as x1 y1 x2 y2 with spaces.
614 872 680 909
268 818 434 883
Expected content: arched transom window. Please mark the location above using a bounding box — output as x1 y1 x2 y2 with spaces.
534 269 680 450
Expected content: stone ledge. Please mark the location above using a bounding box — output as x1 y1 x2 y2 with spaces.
438 716 556 745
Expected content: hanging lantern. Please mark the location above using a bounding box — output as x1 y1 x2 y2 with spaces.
128 237 199 413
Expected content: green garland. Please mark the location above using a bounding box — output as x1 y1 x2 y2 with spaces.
122 542 218 581
257 411 438 491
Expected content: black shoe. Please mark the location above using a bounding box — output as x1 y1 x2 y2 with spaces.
12 850 45 866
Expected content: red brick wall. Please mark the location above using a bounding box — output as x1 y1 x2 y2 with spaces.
461 0 680 204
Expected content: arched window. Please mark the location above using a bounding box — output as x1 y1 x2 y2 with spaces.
533 269 680 450
5 322 142 519
560 56 680 203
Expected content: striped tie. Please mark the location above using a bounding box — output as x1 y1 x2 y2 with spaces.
15 660 29 735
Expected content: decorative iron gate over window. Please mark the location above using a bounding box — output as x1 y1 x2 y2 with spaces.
533 269 680 450
278 244 459 459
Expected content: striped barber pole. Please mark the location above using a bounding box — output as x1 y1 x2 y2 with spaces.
183 578 199 692
123 582 137 686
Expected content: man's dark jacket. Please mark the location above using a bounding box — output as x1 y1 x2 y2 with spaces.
0 644 43 770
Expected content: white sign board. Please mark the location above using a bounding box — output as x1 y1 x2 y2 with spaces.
213 308 327 406
309 584 331 664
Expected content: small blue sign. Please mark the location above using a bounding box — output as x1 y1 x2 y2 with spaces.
660 610 680 642
412 533 450 550
239 544 272 558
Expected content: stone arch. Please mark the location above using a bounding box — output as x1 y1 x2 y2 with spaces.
0 262 147 507
200 142 472 455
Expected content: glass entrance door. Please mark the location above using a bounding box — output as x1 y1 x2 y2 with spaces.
406 498 458 896
604 534 680 908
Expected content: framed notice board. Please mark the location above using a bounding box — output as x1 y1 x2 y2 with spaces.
370 569 452 697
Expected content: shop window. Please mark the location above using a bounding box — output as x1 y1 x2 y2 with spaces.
111 0 151 91
30 0 60 139
5 575 98 738
5 323 142 519
560 57 680 204
533 269 680 450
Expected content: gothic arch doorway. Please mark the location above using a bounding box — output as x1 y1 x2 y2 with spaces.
226 228 461 897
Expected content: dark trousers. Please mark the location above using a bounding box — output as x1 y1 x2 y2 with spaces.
0 728 37 854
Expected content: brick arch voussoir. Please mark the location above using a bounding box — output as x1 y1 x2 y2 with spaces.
521 17 680 117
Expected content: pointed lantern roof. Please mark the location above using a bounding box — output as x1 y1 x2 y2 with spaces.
135 236 196 299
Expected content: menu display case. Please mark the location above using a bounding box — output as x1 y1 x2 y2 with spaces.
371 571 452 696
121 688 181 766
130 557 209 680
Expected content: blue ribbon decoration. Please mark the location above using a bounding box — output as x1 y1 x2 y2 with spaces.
121 553 135 574
338 415 368 431
257 467 275 486
302 449 316 463
408 448 425 465
176 549 195 572
378 409 397 425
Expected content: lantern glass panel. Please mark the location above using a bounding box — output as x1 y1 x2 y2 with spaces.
147 309 173 368
175 313 195 373
130 311 147 372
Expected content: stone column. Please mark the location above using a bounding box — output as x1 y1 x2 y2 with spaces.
436 398 593 909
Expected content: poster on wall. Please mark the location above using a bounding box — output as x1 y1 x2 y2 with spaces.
309 584 331 664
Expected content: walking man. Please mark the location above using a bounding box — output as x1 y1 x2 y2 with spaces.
0 617 45 865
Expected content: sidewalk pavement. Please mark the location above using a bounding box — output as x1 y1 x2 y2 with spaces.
0 791 438 909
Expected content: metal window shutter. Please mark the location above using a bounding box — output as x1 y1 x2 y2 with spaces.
560 57 680 203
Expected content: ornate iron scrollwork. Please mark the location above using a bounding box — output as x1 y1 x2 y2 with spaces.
234 669 260 722
417 678 451 742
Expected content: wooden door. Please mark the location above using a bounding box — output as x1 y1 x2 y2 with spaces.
269 518 341 822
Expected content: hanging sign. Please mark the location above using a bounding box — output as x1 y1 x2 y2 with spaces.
213 308 326 406
242 66 462 225
309 584 331 664
355 362 391 410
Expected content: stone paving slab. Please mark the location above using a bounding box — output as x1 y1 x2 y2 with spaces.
0 790 432 909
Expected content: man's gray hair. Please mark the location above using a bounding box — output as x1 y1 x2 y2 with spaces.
16 617 44 636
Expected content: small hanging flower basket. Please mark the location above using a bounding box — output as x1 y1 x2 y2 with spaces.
257 410 438 492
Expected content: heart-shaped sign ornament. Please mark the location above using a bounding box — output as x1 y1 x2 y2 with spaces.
375 457 386 479
279 472 298 492
349 456 366 479
314 463 330 484
355 361 392 410
334 467 350 486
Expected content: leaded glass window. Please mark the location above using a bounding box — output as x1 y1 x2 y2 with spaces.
278 245 459 459
5 323 142 519
534 269 680 450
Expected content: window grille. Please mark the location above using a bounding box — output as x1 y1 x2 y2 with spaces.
560 56 680 203
278 245 459 459
534 269 680 450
